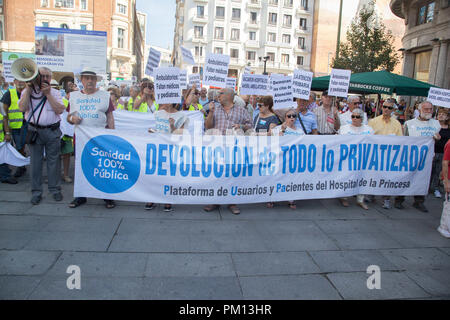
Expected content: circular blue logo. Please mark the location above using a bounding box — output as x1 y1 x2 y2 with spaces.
81 135 140 194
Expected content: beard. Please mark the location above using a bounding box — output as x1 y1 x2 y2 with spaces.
421 113 432 120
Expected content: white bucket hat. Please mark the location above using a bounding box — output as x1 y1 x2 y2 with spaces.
75 67 102 81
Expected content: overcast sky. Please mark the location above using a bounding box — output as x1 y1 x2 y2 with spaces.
136 0 176 50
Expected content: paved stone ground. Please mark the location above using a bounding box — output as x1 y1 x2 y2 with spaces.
0 163 449 300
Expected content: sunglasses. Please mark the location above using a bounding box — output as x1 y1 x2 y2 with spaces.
257 103 265 108
351 115 362 119
383 106 394 110
142 84 154 89
286 114 297 119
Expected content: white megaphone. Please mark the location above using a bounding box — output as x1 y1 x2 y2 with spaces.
11 58 39 82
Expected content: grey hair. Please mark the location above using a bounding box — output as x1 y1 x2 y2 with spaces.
418 100 433 111
224 88 235 99
351 108 364 116
347 95 361 104
39 67 52 75
208 89 219 101
310 92 316 101
130 85 140 93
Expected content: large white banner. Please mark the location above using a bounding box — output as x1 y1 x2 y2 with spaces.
0 142 30 166
35 27 107 74
74 128 434 204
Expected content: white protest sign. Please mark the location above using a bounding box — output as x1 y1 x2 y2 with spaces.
181 46 195 65
2 52 36 82
244 66 251 74
328 69 351 98
292 69 313 100
427 87 450 109
226 77 237 90
179 70 188 90
189 73 201 88
145 48 161 76
271 75 294 109
203 53 230 88
240 74 269 95
154 67 181 104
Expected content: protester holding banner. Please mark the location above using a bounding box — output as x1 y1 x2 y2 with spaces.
395 101 441 212
295 97 319 135
107 87 122 110
134 81 158 113
339 96 368 126
67 67 116 209
314 90 341 135
368 98 403 209
252 96 280 134
430 108 450 199
18 67 65 205
1 78 28 178
61 87 75 183
0 110 18 184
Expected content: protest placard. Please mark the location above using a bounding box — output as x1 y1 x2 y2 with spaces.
244 65 251 74
240 74 269 95
181 46 195 65
292 69 313 100
226 77 237 90
145 48 161 76
202 53 230 88
189 73 201 88
271 75 294 109
427 87 450 109
35 27 107 74
2 52 36 82
179 69 188 90
154 67 181 104
328 69 351 98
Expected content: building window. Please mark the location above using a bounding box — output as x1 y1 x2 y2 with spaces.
301 0 308 10
214 47 223 54
249 31 256 40
298 37 305 49
269 0 279 5
0 21 3 41
41 0 48 7
268 32 276 42
117 3 127 15
42 22 49 27
118 28 125 48
195 46 203 56
216 6 225 18
297 56 304 65
247 51 256 61
443 0 450 8
80 0 87 10
215 27 224 40
250 12 257 23
60 23 69 29
282 34 291 44
55 0 74 8
197 5 204 17
231 29 240 41
417 2 435 25
414 50 431 82
267 52 275 61
194 26 203 38
269 13 277 25
281 54 290 63
230 49 239 58
80 24 87 30
283 15 292 27
232 8 241 21
283 0 293 7
300 18 307 30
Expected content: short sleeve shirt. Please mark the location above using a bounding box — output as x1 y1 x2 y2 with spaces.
213 104 252 134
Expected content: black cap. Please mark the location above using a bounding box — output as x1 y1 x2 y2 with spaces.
323 90 329 96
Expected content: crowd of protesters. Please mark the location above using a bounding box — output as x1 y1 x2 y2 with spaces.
0 70 447 216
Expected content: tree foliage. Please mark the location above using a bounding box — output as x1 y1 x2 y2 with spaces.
332 1 400 73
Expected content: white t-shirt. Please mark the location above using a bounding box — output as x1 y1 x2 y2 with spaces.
339 110 368 126
405 118 440 137
154 110 189 134
69 90 110 127
271 125 305 136
339 124 374 135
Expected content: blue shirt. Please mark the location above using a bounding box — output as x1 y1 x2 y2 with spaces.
295 110 318 134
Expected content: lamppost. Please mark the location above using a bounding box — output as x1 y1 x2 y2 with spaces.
259 56 270 75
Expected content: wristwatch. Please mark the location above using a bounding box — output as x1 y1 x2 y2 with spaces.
5 132 11 135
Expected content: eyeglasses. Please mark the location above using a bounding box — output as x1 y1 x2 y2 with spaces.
257 103 265 108
286 114 297 119
142 83 154 89
383 106 394 110
351 115 362 119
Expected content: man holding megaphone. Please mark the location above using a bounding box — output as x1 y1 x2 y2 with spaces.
16 60 65 206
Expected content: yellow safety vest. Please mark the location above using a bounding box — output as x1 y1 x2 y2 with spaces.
63 98 69 108
7 89 24 129
0 113 4 143
117 103 125 110
188 104 203 111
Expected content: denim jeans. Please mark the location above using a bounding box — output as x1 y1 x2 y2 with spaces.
0 163 11 181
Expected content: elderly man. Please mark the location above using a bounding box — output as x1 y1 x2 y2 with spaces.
18 67 65 205
1 78 28 178
307 92 318 112
204 88 252 215
198 87 209 107
67 67 116 209
295 97 318 135
314 90 340 135
339 95 368 126
395 101 441 213
368 98 403 209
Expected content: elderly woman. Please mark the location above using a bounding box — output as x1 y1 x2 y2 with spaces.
338 108 374 210
146 103 189 212
183 86 207 116
253 96 280 134
269 108 305 209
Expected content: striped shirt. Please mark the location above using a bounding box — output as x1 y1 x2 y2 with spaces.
295 110 318 134
314 106 338 134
